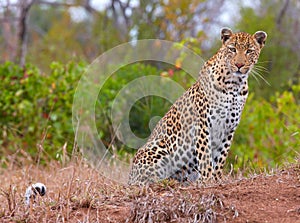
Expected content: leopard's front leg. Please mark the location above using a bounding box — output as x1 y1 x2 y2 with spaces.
195 127 214 183
211 130 235 181
192 105 214 183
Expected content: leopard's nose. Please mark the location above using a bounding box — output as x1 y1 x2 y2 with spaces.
235 63 244 69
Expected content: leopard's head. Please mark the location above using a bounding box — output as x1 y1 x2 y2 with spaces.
220 28 267 75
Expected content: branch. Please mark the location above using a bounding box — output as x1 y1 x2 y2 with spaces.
276 0 290 27
17 0 35 66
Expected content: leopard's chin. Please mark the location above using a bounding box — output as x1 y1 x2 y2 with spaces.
233 71 249 78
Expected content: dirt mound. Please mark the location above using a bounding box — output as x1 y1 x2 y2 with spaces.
0 161 299 222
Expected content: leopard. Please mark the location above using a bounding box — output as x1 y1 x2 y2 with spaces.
128 28 267 186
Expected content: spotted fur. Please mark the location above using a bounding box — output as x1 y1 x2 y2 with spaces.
128 28 267 185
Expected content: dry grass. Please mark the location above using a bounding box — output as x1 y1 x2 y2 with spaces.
0 157 122 222
0 152 299 223
0 156 227 223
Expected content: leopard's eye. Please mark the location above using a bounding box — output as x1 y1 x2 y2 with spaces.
246 49 254 54
228 47 236 53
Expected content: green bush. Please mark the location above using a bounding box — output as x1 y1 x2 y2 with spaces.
0 62 85 161
229 86 300 171
95 63 184 151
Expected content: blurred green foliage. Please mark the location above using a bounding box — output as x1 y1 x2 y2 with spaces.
0 62 299 170
0 62 84 161
230 89 300 171
95 62 194 151
95 63 166 148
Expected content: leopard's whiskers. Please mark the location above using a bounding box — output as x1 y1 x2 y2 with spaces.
255 60 271 64
250 65 270 86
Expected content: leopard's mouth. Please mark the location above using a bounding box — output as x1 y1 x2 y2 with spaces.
227 62 250 75
236 69 249 74
231 66 250 75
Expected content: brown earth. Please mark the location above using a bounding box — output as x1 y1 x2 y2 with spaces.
0 160 299 223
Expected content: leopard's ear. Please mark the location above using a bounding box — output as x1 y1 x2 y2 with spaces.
253 31 267 48
221 28 233 44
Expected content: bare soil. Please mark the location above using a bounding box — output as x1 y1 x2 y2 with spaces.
0 160 299 223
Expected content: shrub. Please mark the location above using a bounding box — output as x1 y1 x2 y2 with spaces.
95 63 182 151
0 62 85 161
229 86 300 171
